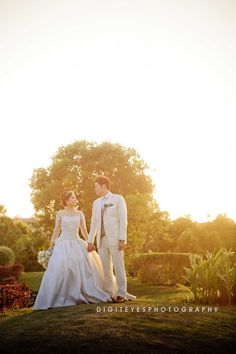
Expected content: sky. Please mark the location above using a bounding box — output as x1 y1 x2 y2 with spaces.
0 0 235 222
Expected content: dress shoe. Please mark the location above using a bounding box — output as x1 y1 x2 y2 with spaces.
116 296 126 303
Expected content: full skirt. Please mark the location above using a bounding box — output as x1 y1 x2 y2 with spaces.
33 237 114 310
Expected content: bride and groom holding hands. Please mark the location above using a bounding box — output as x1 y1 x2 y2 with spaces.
33 176 136 310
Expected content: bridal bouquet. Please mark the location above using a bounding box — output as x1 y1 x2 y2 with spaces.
37 250 52 269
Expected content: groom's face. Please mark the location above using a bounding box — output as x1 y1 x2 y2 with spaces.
95 182 105 196
95 182 102 196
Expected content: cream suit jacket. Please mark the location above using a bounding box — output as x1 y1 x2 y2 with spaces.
87 192 127 248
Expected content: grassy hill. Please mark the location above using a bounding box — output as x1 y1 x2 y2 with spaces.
0 272 235 353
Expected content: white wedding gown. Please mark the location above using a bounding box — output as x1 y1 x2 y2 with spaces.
33 213 114 310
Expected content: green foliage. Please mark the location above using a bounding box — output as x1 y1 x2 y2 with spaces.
30 140 154 232
174 228 201 253
169 214 236 254
128 252 191 285
29 140 236 263
0 246 15 266
0 216 48 271
0 204 7 216
170 216 194 236
125 194 169 255
200 214 236 251
183 248 236 305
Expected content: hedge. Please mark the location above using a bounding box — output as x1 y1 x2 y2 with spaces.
128 252 192 285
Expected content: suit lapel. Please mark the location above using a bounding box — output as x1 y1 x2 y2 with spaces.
104 192 113 206
102 193 115 223
97 198 102 236
97 193 114 238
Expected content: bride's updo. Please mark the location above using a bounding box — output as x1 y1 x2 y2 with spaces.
60 191 74 206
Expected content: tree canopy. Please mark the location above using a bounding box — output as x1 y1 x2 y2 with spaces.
30 140 154 229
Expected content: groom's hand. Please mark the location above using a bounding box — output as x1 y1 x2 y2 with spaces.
87 243 95 252
118 240 126 251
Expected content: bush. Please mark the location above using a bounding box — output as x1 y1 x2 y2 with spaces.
0 282 30 312
0 246 15 266
128 252 191 285
183 248 236 305
0 263 30 312
0 242 41 311
0 264 24 284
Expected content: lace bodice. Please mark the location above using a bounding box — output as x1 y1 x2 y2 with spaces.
51 210 88 243
60 214 81 240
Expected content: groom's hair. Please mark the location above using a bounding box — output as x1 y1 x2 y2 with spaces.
95 176 111 190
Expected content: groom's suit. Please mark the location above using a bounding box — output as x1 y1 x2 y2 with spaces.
87 191 127 297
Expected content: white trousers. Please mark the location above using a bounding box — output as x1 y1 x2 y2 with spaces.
98 235 127 298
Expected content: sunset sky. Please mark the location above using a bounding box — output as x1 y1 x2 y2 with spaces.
0 0 235 221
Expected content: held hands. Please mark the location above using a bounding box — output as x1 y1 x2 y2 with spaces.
87 243 96 252
118 240 126 251
87 241 125 251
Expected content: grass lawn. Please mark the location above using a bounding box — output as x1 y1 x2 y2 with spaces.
0 272 235 353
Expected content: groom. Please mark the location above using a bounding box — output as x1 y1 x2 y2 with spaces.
87 176 128 303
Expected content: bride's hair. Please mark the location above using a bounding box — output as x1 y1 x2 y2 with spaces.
60 191 75 206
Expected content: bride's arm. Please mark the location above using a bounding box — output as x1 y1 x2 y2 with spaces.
79 211 89 240
48 211 61 250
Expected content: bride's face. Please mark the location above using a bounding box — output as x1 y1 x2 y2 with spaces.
66 193 77 207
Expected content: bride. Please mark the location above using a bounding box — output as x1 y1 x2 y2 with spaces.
33 191 114 310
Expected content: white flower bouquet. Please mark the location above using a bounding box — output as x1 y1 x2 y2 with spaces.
37 250 52 269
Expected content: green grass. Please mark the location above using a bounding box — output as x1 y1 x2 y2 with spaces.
20 271 44 290
0 272 236 353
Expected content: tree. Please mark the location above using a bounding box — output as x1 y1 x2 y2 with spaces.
0 216 28 247
174 228 201 253
30 140 154 232
0 205 7 216
141 209 172 253
200 214 236 252
0 216 48 271
125 194 158 255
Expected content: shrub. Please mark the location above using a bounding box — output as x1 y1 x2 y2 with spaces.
0 246 15 266
128 252 191 285
183 248 236 305
0 282 30 312
0 263 30 312
0 264 24 284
